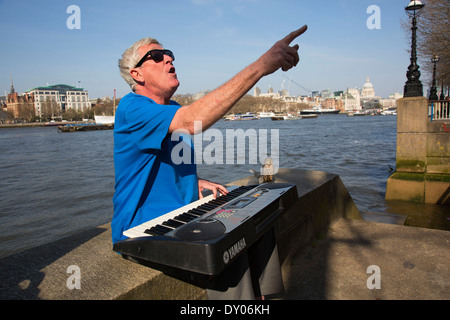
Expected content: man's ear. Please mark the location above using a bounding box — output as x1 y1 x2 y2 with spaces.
130 68 144 83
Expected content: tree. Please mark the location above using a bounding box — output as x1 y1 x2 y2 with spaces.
18 104 35 122
416 0 450 88
63 108 79 121
91 98 118 116
172 94 195 106
41 97 52 120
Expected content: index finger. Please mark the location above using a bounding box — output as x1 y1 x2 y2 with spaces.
218 185 229 195
282 25 308 45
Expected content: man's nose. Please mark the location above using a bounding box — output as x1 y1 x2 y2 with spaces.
165 54 174 63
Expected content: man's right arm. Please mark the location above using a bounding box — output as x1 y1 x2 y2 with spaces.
169 25 308 134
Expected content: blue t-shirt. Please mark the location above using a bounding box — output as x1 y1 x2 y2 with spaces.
111 92 198 244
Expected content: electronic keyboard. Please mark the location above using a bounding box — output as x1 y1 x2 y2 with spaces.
113 182 297 275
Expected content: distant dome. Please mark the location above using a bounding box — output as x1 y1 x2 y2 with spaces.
361 76 376 98
363 77 373 88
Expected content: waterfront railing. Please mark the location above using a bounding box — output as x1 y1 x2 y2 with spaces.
429 100 450 121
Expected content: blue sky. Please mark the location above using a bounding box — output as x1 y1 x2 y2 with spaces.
0 0 418 99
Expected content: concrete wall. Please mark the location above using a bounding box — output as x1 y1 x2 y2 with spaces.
386 97 450 204
0 168 361 300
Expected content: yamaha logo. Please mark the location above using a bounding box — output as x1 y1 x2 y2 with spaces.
223 237 247 264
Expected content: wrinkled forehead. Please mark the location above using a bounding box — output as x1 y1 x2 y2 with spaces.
137 43 163 57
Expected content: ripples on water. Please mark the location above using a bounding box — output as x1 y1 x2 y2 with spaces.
0 115 448 258
198 115 398 214
0 127 115 258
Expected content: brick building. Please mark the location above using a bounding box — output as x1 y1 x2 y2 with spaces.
6 77 35 120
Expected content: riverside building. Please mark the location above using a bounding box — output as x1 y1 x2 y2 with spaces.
26 84 91 118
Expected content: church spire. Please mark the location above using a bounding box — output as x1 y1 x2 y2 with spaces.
10 74 15 94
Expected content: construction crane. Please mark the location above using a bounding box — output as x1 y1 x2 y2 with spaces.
282 75 313 96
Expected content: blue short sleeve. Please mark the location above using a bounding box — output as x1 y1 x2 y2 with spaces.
119 93 180 151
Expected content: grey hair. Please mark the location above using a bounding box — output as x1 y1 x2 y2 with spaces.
118 37 162 91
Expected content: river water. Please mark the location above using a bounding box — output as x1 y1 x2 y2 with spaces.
0 115 448 258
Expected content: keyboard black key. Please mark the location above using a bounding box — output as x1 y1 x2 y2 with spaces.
154 225 172 233
186 209 203 217
144 229 160 236
163 219 183 228
174 214 193 223
181 213 198 220
200 204 216 210
189 208 207 216
144 226 168 236
198 203 215 210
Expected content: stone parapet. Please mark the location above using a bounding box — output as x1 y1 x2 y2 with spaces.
386 97 450 204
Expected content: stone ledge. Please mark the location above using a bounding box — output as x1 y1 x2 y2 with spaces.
282 218 450 300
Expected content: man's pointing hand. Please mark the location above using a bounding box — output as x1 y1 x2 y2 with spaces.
257 25 308 76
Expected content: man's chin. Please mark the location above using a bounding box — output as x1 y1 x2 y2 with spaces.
168 82 180 97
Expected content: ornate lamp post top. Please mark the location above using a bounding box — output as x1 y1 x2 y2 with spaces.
403 0 426 98
431 54 440 64
429 54 440 101
405 0 425 16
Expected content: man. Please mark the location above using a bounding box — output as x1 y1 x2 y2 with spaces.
112 26 308 298
112 25 307 245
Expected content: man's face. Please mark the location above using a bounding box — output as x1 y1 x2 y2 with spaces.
135 44 179 98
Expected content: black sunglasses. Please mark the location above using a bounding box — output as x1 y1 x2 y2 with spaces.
134 49 175 68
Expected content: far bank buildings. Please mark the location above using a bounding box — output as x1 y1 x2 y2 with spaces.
254 76 401 111
3 82 91 119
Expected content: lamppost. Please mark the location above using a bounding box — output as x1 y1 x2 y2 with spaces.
439 80 445 100
429 54 440 100
403 0 425 97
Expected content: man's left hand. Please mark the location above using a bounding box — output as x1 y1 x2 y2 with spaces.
198 179 229 199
